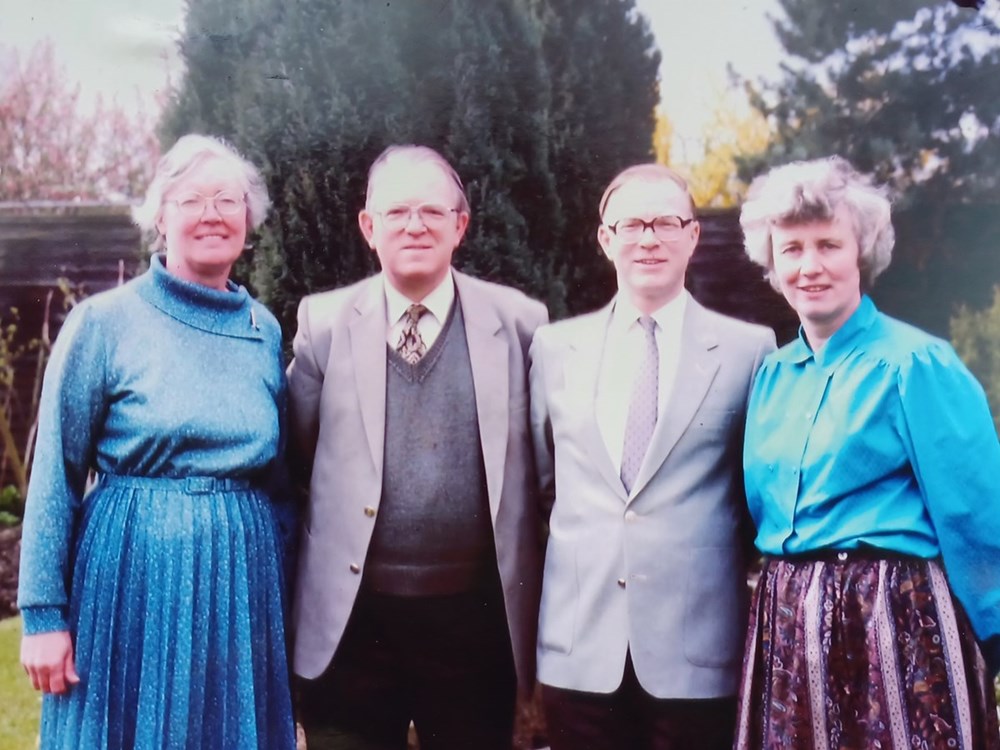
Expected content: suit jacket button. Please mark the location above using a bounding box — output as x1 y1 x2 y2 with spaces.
349 563 361 574
617 578 627 588
363 506 376 517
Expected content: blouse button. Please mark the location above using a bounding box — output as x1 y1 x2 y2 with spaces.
617 578 627 588
349 563 361 574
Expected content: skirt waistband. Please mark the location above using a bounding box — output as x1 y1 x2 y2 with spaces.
764 547 934 564
98 473 256 495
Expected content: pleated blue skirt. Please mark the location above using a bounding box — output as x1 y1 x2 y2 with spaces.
39 474 296 749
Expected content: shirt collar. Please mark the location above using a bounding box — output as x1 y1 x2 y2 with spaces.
780 295 878 367
609 289 689 337
383 270 455 326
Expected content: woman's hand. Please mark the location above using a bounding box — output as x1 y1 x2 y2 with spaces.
21 631 80 694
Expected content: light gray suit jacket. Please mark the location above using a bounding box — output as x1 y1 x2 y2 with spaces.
287 270 548 691
529 295 775 698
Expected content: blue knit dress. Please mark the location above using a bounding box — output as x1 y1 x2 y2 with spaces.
17 254 296 749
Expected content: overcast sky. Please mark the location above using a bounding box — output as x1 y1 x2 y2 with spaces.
0 0 784 153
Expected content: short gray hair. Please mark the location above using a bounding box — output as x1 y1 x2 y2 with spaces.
133 134 271 251
365 144 470 214
740 156 894 291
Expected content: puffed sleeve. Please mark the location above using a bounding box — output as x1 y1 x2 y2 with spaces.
17 302 108 634
896 340 1000 675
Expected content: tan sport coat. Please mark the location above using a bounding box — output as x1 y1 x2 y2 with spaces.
288 270 548 691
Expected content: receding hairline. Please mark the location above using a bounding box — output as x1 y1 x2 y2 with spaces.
599 164 696 220
365 145 470 213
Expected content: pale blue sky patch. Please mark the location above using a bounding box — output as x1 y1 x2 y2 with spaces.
0 0 786 152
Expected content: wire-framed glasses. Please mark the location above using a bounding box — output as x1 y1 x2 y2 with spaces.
169 191 247 217
377 204 460 229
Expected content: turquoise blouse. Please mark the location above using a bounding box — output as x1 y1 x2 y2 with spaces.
744 295 1000 673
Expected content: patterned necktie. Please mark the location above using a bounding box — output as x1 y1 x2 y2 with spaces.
620 316 659 494
396 303 428 364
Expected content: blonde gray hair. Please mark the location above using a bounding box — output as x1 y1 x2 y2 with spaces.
740 156 894 291
132 134 271 251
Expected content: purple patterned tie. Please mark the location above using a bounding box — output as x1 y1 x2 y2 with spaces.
396 304 428 364
620 316 658 493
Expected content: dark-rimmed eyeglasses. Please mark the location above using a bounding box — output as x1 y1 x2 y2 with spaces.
607 215 696 242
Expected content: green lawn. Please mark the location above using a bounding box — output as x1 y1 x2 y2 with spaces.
0 617 40 750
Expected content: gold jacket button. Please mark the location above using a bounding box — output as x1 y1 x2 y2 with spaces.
363 506 376 517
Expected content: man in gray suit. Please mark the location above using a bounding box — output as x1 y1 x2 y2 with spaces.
530 163 776 750
288 145 547 749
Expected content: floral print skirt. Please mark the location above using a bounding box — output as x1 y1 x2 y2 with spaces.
734 554 999 750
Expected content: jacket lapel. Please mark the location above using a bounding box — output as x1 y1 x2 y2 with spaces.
348 275 388 477
455 272 508 523
565 302 629 502
628 298 720 501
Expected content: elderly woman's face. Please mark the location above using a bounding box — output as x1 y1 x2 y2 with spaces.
156 156 248 289
771 203 862 341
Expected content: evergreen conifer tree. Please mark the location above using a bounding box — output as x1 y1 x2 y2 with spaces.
162 0 662 328
737 1 1000 335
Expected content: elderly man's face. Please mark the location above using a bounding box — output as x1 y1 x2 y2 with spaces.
597 178 699 313
359 159 469 300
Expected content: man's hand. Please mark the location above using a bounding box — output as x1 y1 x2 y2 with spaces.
21 630 80 694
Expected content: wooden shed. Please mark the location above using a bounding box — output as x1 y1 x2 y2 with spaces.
0 202 144 491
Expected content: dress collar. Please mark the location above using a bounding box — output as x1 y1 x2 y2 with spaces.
134 254 263 340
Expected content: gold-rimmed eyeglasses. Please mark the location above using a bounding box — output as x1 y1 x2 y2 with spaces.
168 191 247 217
376 204 460 229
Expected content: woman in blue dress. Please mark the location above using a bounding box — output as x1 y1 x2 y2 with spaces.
17 134 297 749
734 156 1000 749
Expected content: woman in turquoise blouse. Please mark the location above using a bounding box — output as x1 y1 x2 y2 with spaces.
17 135 296 748
734 156 1000 749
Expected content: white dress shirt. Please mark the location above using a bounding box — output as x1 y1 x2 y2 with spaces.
595 290 688 479
384 271 456 350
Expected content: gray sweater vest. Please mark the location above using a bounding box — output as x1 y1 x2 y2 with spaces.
363 301 495 596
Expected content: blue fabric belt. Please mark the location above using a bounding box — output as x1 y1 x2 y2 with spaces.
98 473 256 494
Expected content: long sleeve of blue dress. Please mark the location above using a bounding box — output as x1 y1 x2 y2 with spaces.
18 303 108 634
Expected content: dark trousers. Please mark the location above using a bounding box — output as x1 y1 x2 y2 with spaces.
541 652 737 750
298 586 517 750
